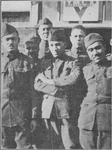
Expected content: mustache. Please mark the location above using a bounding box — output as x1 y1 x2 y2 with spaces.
43 32 49 35
94 53 101 57
28 52 36 55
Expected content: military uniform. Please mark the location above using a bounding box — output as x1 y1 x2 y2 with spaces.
24 34 44 148
65 46 89 148
78 60 111 149
34 28 82 149
34 52 82 148
1 23 38 149
1 50 37 148
78 33 112 149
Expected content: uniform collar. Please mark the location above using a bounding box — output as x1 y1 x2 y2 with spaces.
3 50 20 61
92 58 110 68
52 53 70 62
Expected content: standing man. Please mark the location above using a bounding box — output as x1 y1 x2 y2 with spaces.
34 29 82 149
67 25 90 67
1 23 38 149
66 25 89 148
24 35 40 75
24 36 44 148
24 36 39 62
78 33 111 149
36 17 53 59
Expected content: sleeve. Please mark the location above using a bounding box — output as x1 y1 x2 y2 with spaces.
53 60 81 87
34 80 58 96
34 57 58 95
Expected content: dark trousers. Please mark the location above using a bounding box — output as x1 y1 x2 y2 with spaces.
79 128 111 149
2 121 32 149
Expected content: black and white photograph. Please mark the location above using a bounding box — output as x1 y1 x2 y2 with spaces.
1 0 112 149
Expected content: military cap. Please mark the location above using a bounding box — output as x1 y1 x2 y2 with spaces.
2 23 18 38
84 33 104 49
48 29 66 42
24 36 39 44
37 17 52 28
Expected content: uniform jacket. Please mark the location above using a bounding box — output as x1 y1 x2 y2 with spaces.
34 54 81 119
78 59 112 130
1 50 37 127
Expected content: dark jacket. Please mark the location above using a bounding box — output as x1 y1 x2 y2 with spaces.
34 53 82 119
1 50 37 127
78 59 111 130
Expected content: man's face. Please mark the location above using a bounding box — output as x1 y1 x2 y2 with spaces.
25 42 38 57
87 41 106 64
2 32 20 52
38 24 52 41
49 41 66 58
70 29 85 48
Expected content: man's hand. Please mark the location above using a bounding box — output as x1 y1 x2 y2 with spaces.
35 73 46 82
35 73 55 85
44 78 55 85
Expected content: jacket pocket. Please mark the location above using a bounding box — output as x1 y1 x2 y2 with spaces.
55 96 70 119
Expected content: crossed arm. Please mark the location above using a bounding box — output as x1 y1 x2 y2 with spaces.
34 60 81 95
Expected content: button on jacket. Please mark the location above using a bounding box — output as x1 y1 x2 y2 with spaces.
1 50 36 127
78 59 111 130
34 54 82 119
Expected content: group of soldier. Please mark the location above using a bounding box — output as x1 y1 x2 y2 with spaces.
1 18 111 149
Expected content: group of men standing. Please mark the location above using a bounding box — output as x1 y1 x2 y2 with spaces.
1 18 111 149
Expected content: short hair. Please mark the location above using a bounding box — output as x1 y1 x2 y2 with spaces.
71 25 86 35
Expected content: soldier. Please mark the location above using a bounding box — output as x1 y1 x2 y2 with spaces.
78 33 111 149
1 23 38 149
34 29 82 149
36 17 53 59
24 35 40 75
24 35 45 149
24 36 39 60
66 25 90 67
66 25 89 148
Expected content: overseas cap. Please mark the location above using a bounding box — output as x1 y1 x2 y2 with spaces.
2 23 18 38
84 33 104 49
48 29 66 42
37 17 52 28
24 36 39 44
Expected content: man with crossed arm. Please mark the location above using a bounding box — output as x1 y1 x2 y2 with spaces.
34 29 83 149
